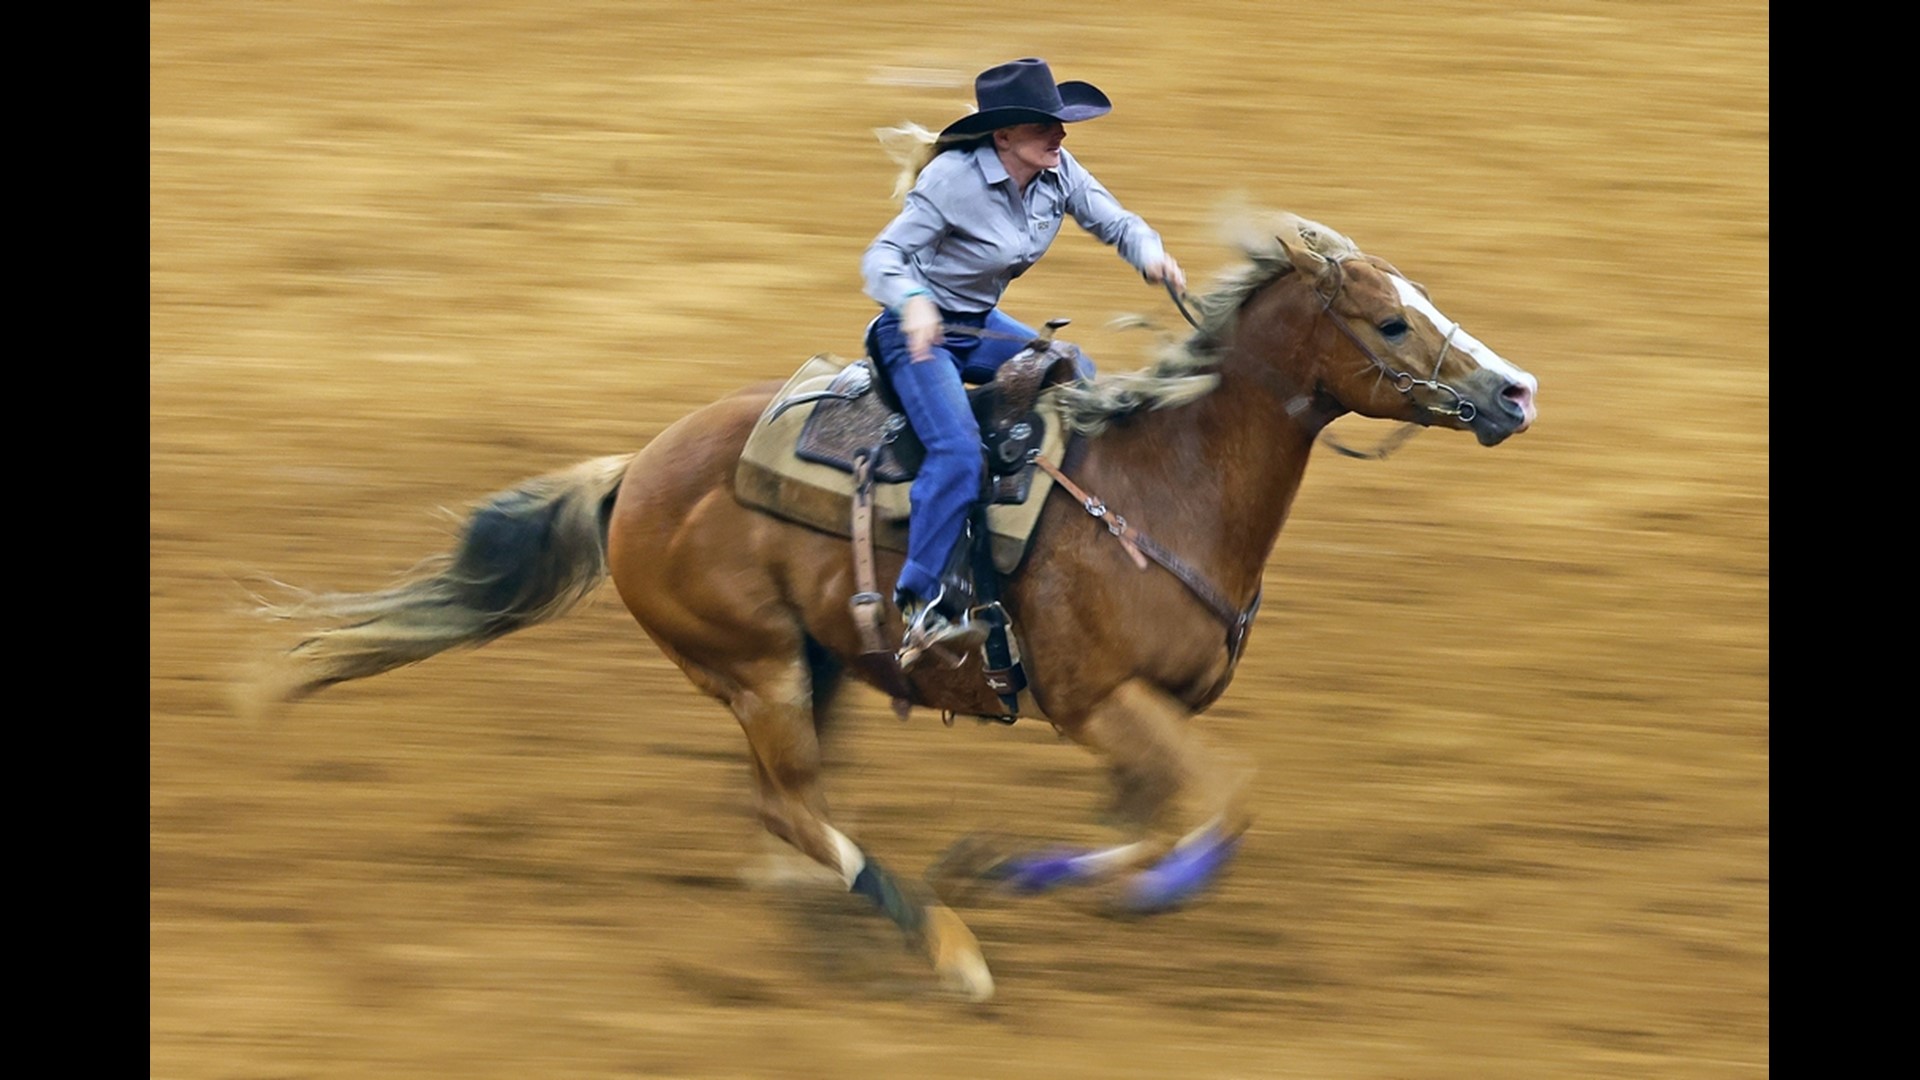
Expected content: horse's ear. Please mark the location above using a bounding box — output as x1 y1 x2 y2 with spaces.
1275 232 1330 282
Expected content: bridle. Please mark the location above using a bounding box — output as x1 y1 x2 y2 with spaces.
1311 254 1477 425
1162 254 1478 460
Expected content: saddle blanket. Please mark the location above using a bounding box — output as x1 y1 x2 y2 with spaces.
733 353 1068 575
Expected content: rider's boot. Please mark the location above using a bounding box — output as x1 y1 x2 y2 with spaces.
897 529 988 670
896 584 990 671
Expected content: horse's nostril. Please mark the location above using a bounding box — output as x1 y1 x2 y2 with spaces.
1503 381 1537 423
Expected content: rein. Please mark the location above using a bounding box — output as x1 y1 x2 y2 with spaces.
1165 280 1205 332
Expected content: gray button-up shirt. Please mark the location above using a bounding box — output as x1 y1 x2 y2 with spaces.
862 143 1166 316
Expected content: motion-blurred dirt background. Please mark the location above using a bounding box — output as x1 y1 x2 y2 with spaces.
151 2 1768 1076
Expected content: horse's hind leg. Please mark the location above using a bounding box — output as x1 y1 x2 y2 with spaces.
702 653 995 1001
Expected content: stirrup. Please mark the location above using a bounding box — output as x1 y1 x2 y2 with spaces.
897 587 989 671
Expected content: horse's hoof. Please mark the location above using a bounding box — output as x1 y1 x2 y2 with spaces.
921 904 995 1002
925 834 1003 904
1113 829 1241 915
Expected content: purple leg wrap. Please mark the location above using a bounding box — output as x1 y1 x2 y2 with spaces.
990 848 1111 894
1117 830 1241 913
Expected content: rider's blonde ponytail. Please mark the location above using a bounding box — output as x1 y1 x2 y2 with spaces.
875 122 939 201
874 121 989 201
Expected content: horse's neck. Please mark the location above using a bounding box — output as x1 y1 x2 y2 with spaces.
1079 289 1324 599
1216 269 1342 425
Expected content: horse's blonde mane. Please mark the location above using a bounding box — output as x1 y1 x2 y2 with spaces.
1055 210 1360 436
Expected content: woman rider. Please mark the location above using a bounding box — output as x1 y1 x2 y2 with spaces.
861 58 1187 667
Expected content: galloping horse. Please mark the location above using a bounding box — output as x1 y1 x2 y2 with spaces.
252 212 1537 1001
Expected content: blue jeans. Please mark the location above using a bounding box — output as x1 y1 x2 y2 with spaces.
867 307 1093 601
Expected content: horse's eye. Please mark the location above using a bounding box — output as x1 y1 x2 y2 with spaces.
1378 318 1410 339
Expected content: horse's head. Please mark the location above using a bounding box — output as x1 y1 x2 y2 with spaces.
1276 232 1537 446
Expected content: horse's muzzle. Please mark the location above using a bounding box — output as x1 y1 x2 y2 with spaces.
1464 370 1538 446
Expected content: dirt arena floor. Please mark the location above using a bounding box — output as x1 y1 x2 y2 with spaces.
151 2 1769 1076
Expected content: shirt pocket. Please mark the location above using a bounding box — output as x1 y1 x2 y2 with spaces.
1028 184 1066 236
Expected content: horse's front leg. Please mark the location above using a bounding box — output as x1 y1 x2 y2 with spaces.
950 679 1253 912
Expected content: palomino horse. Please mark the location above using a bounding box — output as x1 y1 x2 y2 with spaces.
253 213 1537 1001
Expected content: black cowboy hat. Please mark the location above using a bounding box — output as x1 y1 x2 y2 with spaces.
938 58 1112 139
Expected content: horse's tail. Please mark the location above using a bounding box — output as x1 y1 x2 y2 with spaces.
252 452 637 705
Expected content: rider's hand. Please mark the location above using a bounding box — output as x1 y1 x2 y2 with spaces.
902 294 942 362
1143 254 1187 294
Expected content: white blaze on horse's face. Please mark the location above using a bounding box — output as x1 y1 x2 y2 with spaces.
1388 275 1538 428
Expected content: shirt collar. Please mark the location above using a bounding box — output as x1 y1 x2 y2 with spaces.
970 141 1058 188
972 142 1010 185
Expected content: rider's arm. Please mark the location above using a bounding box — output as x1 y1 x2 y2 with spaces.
1057 150 1180 288
862 188 948 315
